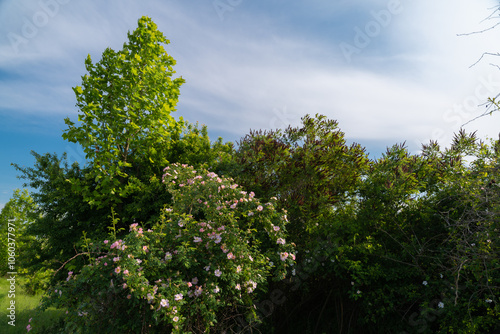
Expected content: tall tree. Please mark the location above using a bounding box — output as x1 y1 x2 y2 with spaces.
62 16 185 210
13 17 233 283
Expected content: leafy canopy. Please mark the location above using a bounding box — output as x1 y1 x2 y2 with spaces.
62 16 185 208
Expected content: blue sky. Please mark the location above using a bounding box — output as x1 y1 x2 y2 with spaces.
1 0 500 209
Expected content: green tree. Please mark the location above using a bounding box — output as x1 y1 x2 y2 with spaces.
62 16 185 210
12 152 108 284
0 189 40 282
13 16 233 285
229 114 369 246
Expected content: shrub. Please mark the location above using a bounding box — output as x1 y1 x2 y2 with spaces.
38 163 295 333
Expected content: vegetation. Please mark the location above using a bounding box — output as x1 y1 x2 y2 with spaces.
4 15 499 333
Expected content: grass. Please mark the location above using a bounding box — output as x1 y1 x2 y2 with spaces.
0 275 65 333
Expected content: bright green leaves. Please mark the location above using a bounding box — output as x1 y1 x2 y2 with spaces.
62 16 185 210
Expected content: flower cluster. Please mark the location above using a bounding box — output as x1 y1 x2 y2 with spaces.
41 163 295 333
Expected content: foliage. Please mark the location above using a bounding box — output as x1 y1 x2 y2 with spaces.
226 119 500 333
12 152 108 284
39 163 294 333
230 113 369 246
13 17 233 285
62 16 185 211
0 189 39 277
307 132 500 333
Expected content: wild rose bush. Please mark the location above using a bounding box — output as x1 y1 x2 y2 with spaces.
39 163 295 333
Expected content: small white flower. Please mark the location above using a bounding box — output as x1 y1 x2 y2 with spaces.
438 302 444 308
486 298 493 303
422 281 428 286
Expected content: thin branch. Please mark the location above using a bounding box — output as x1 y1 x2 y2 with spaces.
457 21 500 37
54 251 105 274
468 52 500 68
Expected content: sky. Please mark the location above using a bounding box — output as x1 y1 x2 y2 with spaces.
1 0 500 209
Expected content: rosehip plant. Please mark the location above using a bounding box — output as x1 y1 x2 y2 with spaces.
39 163 295 333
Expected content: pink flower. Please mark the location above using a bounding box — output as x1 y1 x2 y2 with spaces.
115 267 121 274
104 240 109 244
143 246 148 252
123 270 129 276
27 324 32 332
194 237 202 243
277 238 286 245
175 293 183 301
214 269 222 277
280 252 289 261
187 282 192 287
160 299 169 307
273 225 280 232
227 252 235 260
192 277 198 284
257 205 263 211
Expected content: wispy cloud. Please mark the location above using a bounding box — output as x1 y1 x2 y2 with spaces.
1 0 499 152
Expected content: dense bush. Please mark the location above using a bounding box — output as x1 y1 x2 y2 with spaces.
38 163 295 333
